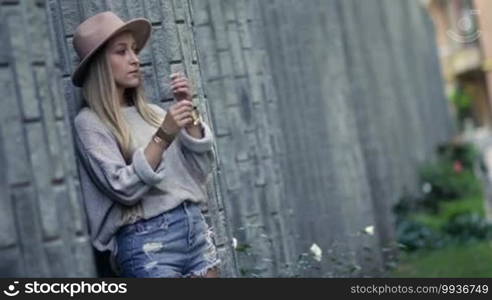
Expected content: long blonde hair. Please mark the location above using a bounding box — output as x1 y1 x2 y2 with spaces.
82 46 162 162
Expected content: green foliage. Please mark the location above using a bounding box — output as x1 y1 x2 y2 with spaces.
395 195 492 252
393 141 491 252
416 141 482 213
395 219 446 251
437 141 481 170
443 212 492 243
393 241 492 277
412 194 485 231
419 161 479 206
450 87 472 111
449 87 473 128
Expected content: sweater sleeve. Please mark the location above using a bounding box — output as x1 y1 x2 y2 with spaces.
178 121 214 153
178 121 216 183
149 102 214 153
74 115 167 206
150 103 215 182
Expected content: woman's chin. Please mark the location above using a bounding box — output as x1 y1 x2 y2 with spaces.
118 80 140 89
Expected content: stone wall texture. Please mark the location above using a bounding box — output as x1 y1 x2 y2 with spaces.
0 0 455 277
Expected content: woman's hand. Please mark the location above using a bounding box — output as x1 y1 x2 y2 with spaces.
170 72 192 102
160 100 194 135
169 72 202 137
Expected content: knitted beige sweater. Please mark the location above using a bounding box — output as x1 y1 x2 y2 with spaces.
73 103 215 258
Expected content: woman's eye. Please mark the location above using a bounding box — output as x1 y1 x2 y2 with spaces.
117 49 125 55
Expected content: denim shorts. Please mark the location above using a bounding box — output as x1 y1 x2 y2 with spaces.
115 201 220 277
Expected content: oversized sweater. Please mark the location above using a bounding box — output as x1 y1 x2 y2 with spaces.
73 103 215 258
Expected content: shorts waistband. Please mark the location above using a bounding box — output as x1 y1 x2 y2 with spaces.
117 200 196 235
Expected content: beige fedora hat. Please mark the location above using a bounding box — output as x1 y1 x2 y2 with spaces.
71 11 152 87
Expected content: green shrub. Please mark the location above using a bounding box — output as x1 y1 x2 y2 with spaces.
436 141 480 171
443 212 492 243
418 161 481 214
394 140 490 252
449 87 473 130
396 219 446 251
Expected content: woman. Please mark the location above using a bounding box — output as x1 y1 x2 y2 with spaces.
71 11 220 278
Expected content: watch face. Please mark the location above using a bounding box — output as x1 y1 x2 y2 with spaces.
153 135 163 143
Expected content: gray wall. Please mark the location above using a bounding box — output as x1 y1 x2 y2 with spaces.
191 0 455 277
0 0 455 277
0 0 95 277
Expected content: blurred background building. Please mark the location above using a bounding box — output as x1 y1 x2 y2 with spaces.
426 0 492 222
427 0 492 130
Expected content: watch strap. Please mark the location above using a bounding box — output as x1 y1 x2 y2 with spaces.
156 126 176 144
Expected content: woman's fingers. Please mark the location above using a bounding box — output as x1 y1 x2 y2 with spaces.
171 77 188 84
170 76 187 86
171 100 192 109
172 83 189 91
174 107 192 117
170 76 191 90
172 101 193 113
173 87 190 93
174 88 191 96
172 82 190 92
169 73 193 101
177 117 194 127
174 110 193 121
163 112 192 132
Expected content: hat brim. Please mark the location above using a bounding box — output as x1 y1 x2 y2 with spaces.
71 18 152 87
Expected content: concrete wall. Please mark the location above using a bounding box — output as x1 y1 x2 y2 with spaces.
0 0 95 277
191 0 455 277
0 0 455 277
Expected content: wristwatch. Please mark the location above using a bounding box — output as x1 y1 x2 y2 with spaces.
152 134 165 145
155 126 176 144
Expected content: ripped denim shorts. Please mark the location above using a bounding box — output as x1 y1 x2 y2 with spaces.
115 200 221 278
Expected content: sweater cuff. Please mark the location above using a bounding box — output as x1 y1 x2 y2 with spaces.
132 147 166 185
179 122 213 153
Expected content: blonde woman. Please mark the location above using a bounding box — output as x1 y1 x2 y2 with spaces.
71 11 220 278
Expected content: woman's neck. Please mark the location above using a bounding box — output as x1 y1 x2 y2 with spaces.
117 87 131 107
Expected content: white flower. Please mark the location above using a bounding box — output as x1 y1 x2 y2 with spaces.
364 225 374 236
309 243 322 262
422 182 432 194
232 237 238 249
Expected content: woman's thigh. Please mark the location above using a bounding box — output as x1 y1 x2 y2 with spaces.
116 208 188 277
182 203 221 278
116 202 220 278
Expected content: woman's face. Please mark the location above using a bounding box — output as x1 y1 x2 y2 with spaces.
106 31 141 89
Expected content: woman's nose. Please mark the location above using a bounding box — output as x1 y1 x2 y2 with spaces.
129 51 139 66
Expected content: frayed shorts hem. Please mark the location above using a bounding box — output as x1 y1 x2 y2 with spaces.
183 259 221 278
